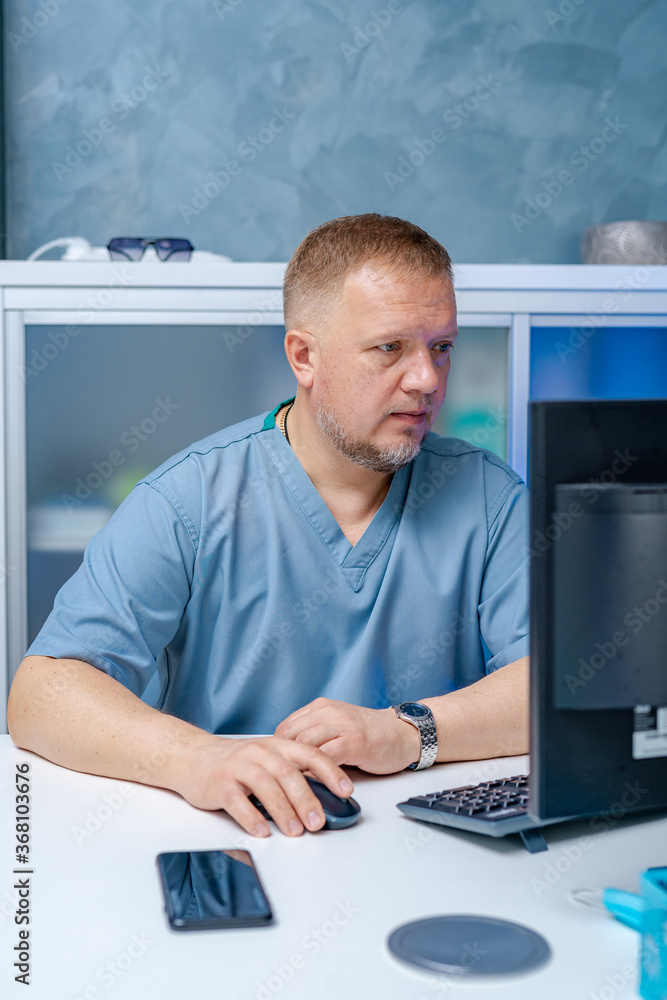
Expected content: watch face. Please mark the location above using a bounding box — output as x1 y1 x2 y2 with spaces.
399 702 431 719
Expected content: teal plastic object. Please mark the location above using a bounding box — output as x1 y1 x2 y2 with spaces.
603 888 645 931
604 868 667 1000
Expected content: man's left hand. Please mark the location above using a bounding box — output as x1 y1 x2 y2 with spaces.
274 697 421 774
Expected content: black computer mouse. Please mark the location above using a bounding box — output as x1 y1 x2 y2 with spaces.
249 776 361 830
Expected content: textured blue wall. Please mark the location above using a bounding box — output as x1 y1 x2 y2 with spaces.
5 0 666 263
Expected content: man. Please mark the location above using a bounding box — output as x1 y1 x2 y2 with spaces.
8 214 529 839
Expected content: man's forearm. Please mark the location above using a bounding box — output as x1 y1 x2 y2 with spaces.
421 656 529 764
7 655 211 790
7 655 355 839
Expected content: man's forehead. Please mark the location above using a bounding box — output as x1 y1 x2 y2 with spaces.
332 269 457 344
340 263 455 309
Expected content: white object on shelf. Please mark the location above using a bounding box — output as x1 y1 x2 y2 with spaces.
27 237 109 261
27 237 232 263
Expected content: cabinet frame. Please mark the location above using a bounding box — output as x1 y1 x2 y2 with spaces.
2 262 666 731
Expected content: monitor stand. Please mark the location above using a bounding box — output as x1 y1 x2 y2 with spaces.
519 828 548 853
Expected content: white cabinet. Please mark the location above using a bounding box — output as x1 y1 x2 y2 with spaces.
2 261 666 731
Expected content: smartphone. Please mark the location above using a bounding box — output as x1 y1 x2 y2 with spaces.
156 849 273 930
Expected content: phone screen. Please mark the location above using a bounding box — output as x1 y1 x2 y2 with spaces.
156 850 273 930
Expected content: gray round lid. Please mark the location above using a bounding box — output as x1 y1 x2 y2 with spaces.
387 914 551 977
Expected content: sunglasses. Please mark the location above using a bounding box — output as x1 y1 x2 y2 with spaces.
107 238 194 262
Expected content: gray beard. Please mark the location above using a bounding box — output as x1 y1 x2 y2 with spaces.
316 398 426 474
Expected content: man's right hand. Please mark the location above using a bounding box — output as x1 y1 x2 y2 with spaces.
172 735 355 838
8 657 354 841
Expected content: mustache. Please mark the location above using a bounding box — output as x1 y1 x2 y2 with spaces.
386 404 433 416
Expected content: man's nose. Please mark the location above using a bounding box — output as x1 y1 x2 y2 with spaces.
400 348 441 395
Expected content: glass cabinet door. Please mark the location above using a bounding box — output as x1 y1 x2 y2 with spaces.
25 322 294 645
530 324 667 401
431 325 510 463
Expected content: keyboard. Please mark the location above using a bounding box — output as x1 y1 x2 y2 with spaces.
397 774 555 853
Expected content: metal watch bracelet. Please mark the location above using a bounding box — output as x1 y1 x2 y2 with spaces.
392 702 438 770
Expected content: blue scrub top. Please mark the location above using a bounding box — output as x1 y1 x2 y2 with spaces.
26 400 530 734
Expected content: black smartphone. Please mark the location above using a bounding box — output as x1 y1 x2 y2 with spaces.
156 849 273 931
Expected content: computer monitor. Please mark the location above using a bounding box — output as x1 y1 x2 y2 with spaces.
529 399 667 822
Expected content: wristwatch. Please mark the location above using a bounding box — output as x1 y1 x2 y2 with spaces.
392 702 438 770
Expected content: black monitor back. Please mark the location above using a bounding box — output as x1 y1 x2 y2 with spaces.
529 399 667 820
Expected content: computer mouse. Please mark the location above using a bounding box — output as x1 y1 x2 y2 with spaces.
249 776 361 830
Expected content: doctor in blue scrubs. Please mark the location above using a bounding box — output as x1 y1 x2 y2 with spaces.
9 214 529 839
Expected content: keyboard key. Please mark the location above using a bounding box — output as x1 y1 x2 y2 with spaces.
430 801 462 814
475 807 526 820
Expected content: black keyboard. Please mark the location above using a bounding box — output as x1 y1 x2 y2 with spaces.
405 774 530 820
397 774 556 852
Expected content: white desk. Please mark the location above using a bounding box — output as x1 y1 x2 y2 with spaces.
1 735 663 999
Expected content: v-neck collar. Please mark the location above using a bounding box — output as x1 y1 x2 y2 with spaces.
259 402 411 592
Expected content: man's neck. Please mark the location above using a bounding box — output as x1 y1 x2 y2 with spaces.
278 399 394 544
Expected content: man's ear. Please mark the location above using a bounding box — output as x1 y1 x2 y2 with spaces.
284 329 319 388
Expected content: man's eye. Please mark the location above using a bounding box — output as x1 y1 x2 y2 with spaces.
378 343 398 353
434 343 453 354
